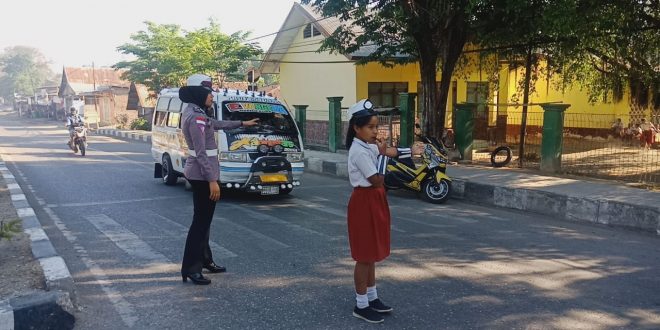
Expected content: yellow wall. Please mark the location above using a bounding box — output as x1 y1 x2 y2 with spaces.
502 62 634 128
279 27 356 120
355 52 496 126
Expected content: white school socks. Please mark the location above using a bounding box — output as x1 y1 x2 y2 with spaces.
367 286 378 301
356 293 369 309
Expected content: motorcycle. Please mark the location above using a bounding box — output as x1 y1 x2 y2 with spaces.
384 136 451 203
69 124 88 156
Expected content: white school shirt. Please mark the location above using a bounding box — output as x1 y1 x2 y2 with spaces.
348 138 380 187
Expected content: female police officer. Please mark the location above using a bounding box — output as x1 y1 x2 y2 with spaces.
179 74 258 285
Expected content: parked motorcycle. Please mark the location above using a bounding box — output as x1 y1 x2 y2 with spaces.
69 124 88 156
384 136 451 203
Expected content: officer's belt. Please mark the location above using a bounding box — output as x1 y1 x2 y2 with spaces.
188 149 218 157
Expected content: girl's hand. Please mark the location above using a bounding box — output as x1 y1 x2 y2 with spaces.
375 138 387 155
412 143 425 155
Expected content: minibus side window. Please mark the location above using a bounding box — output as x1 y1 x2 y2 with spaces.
168 98 183 113
154 97 171 127
154 111 168 127
156 97 170 111
167 113 181 128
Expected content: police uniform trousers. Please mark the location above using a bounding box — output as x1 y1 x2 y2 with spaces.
181 179 216 275
347 186 391 263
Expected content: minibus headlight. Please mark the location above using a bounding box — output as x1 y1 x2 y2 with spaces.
286 152 303 163
219 152 249 162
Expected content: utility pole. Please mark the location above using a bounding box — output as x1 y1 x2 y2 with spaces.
92 62 98 126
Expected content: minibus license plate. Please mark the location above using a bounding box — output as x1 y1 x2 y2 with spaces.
261 186 279 195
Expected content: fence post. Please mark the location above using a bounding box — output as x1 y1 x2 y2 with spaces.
540 103 570 173
454 103 477 161
292 104 307 142
327 97 343 152
398 92 416 147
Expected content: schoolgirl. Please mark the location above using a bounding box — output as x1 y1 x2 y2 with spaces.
345 99 417 323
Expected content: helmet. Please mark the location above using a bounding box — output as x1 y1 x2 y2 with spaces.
70 107 77 113
347 99 375 120
186 74 213 91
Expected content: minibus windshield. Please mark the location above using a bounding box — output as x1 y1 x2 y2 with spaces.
220 101 297 135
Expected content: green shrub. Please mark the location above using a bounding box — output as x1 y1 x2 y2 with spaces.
130 117 151 131
115 113 130 129
0 219 21 241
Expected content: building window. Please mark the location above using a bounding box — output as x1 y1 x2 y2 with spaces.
466 82 489 114
368 82 409 108
303 23 322 39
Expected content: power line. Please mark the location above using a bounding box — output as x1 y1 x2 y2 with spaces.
244 16 335 43
244 1 378 43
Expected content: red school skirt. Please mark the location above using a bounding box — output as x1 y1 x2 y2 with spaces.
347 186 391 262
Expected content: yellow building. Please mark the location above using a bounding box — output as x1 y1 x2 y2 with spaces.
261 3 648 143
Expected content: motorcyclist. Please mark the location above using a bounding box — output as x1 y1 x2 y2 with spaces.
66 107 85 147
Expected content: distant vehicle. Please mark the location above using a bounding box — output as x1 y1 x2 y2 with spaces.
152 89 304 196
69 124 88 156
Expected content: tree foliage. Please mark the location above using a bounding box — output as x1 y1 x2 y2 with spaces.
555 0 660 111
0 46 53 102
114 20 262 93
301 0 659 137
301 0 471 138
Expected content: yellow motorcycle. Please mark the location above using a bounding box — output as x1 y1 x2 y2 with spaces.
384 136 451 203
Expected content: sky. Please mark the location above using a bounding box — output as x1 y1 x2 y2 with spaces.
0 0 297 73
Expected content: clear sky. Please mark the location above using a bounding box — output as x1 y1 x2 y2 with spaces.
0 0 297 72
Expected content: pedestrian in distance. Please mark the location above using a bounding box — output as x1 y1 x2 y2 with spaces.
640 118 656 150
611 118 624 139
179 74 259 285
344 99 422 323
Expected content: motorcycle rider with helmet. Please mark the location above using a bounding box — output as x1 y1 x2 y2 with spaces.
66 107 85 147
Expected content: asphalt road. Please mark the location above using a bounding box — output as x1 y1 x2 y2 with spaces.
1 112 660 330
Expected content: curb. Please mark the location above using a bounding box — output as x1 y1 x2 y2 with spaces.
0 291 75 330
0 158 76 330
96 128 151 143
304 157 660 236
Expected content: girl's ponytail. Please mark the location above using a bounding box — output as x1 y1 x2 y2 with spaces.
345 117 357 149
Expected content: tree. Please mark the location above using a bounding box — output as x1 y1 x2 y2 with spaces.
301 0 471 138
472 0 574 166
0 46 53 102
556 0 660 112
114 20 262 93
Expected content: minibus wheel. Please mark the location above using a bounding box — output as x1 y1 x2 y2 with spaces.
162 154 178 186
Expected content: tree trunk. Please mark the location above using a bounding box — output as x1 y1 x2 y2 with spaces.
435 50 462 137
518 47 533 168
419 54 439 139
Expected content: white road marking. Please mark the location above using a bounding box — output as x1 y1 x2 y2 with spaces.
215 216 291 250
226 203 340 240
47 195 180 208
87 146 152 169
84 214 172 264
148 210 238 259
43 207 138 328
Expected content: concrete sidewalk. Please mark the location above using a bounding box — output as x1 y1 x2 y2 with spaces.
304 149 660 236
92 128 660 235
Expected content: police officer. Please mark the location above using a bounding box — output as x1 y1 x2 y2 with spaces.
179 74 259 285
